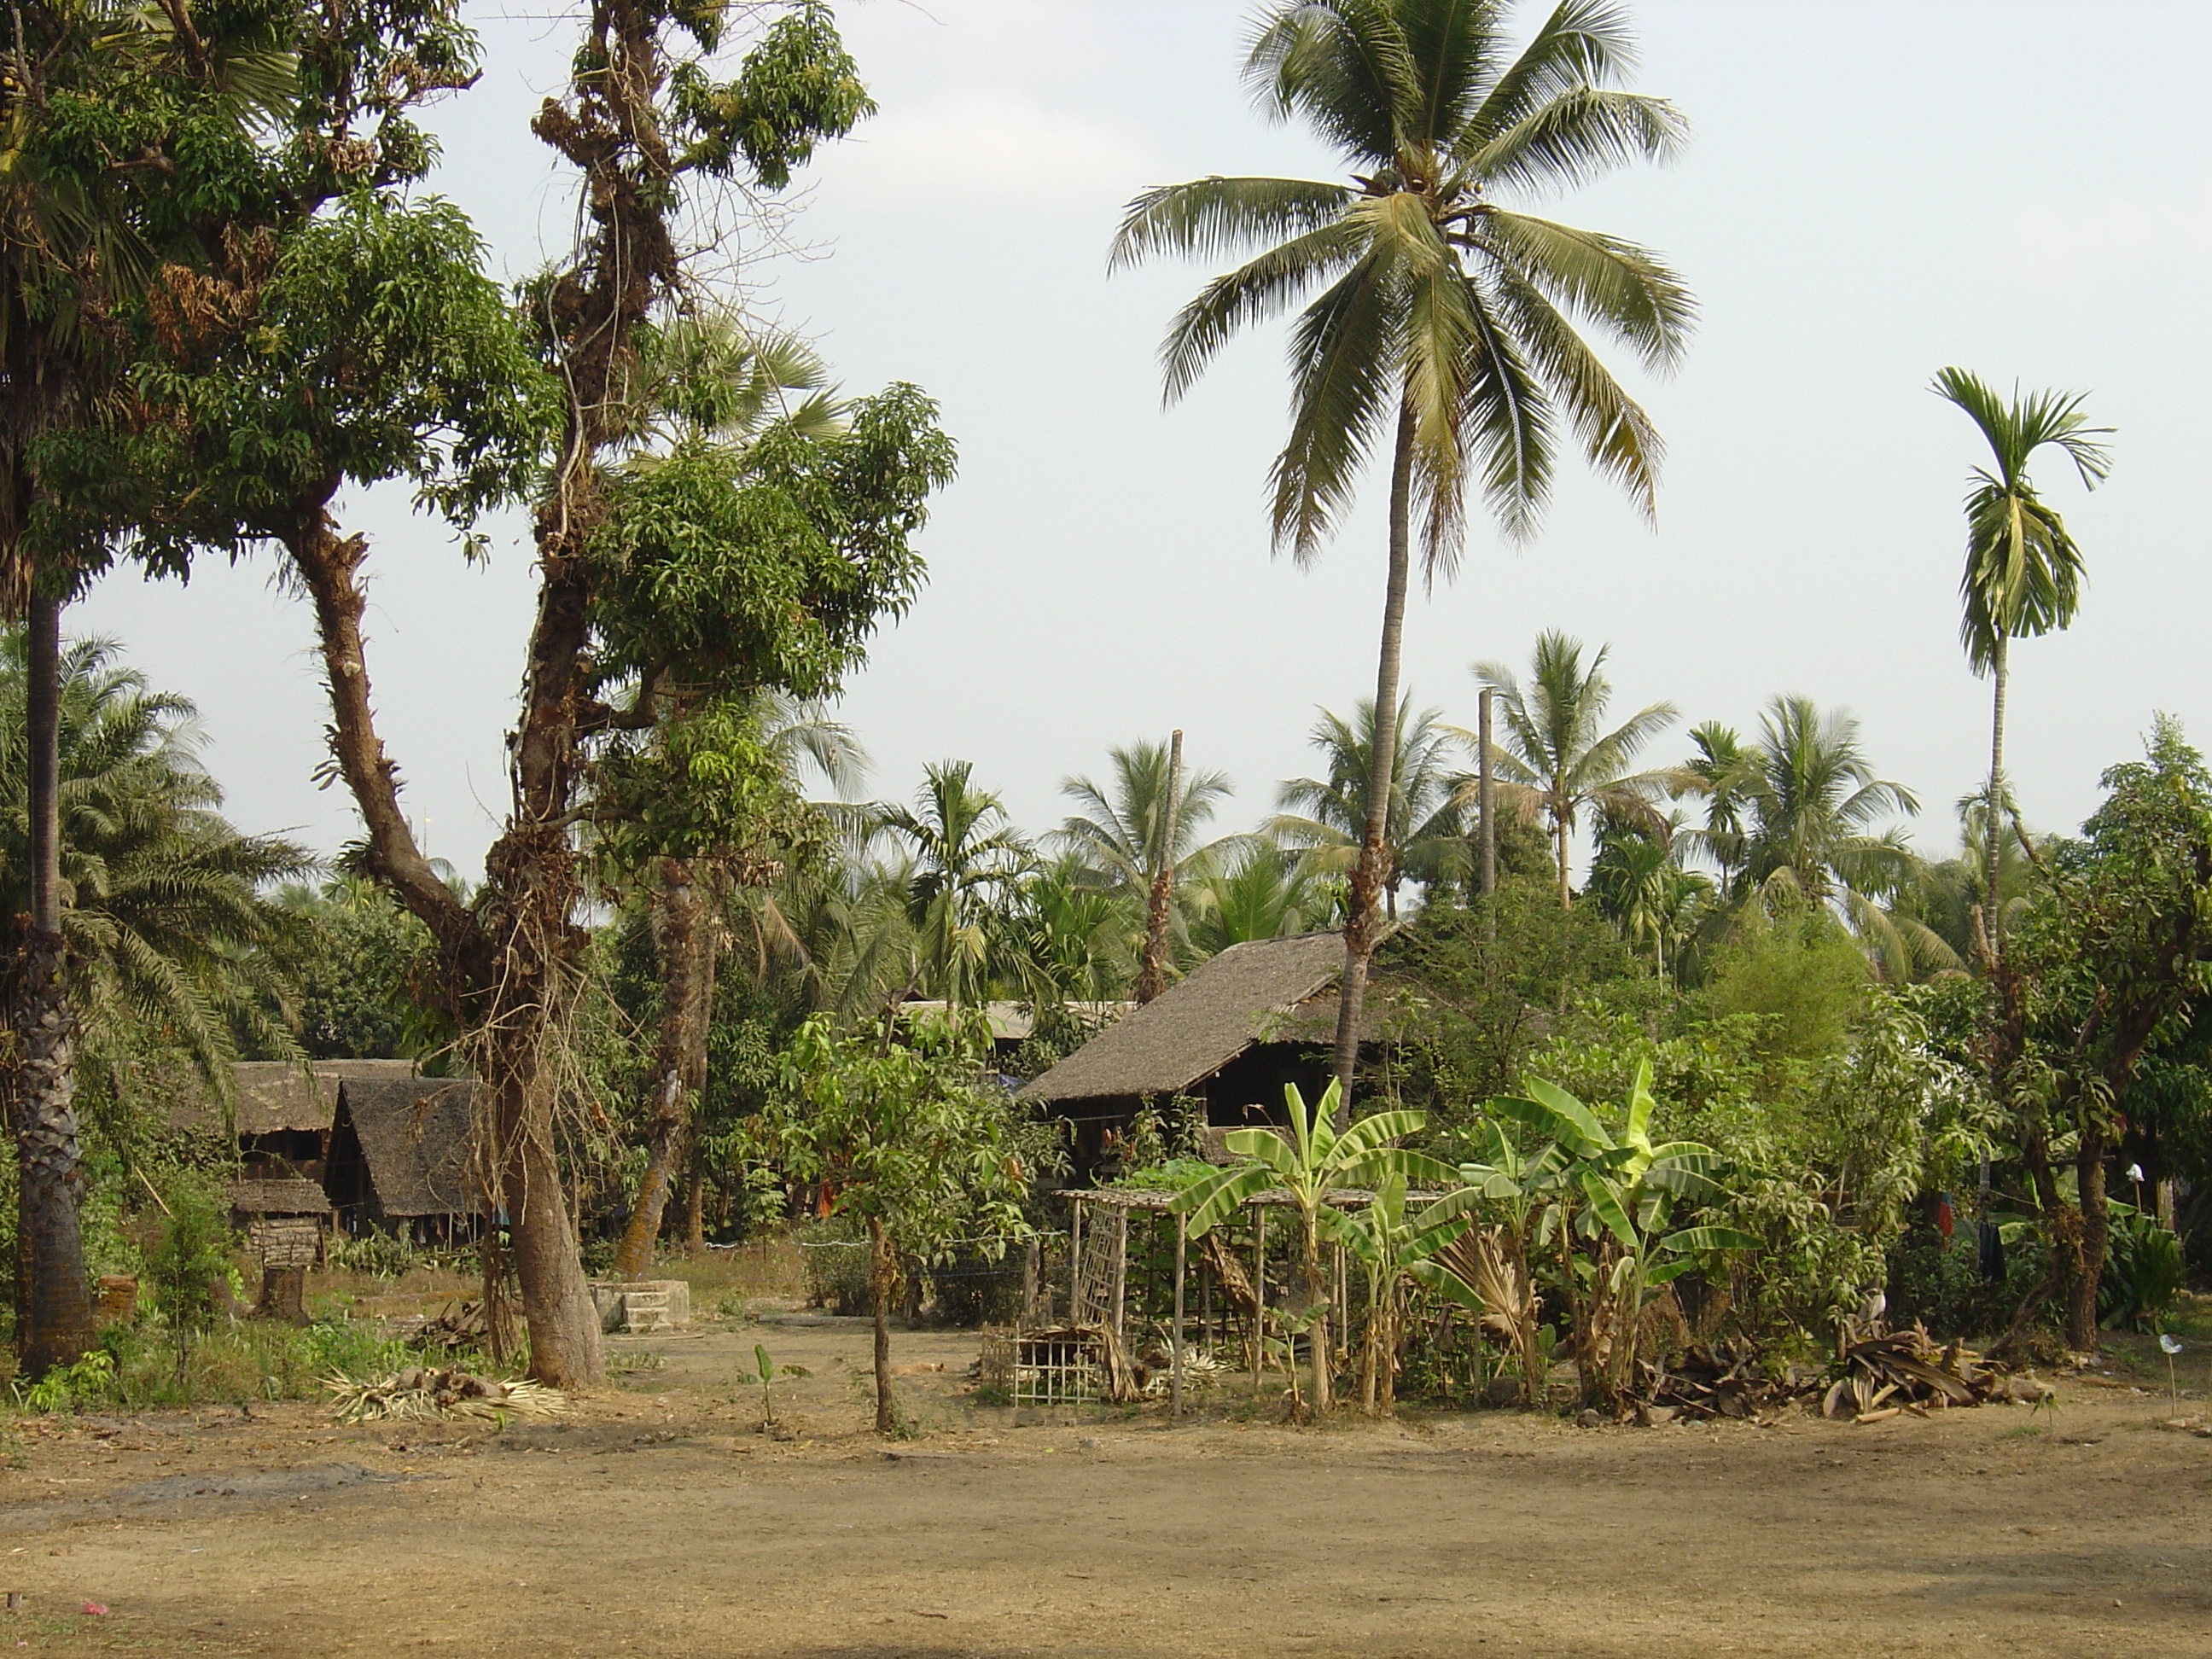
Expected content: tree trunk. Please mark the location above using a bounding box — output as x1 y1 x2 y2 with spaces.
1984 635 2009 969
2066 1123 2109 1352
868 1213 895 1435
1301 1214 1331 1415
1555 808 1572 911
290 515 602 1389
11 591 91 1377
1134 731 1183 1004
1330 403 1417 1123
1477 687 1495 939
682 1142 707 1255
614 859 707 1280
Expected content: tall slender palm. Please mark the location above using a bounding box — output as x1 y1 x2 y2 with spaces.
1931 369 2109 972
1113 0 1693 1109
1471 632 1676 907
1586 812 1708 978
871 761 1034 1008
1271 698 1470 918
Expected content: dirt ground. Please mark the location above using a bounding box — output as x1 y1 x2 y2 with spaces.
0 1304 2208 1659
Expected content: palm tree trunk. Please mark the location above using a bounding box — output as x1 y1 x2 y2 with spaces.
1984 636 2009 970
1555 810 1571 910
12 591 91 1377
1330 403 1417 1123
1135 730 1183 1003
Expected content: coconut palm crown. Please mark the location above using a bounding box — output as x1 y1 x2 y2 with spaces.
1111 0 1693 1109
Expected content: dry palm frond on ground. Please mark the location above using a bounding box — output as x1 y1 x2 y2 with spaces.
327 1366 569 1424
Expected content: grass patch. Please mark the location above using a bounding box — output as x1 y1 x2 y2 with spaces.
1994 1423 2046 1441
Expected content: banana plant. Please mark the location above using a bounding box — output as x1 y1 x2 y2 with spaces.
1477 1062 1755 1406
1406 1118 1567 1409
1173 1080 1453 1416
1326 1172 1467 1417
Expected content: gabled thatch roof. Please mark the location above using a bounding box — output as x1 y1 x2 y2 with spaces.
228 1179 333 1215
340 1078 481 1217
176 1059 419 1137
1016 933 1348 1106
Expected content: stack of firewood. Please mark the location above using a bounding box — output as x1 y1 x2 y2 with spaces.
1630 1319 2026 1424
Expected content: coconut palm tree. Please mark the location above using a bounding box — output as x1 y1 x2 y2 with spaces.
1931 369 2109 971
1112 0 1693 1109
1471 632 1676 908
1697 696 1952 981
1674 719 1759 901
1052 737 1237 993
871 761 1034 1009
1585 812 1709 979
1272 698 1470 918
1187 841 1334 957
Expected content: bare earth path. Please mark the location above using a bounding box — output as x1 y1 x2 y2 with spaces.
0 1317 2206 1656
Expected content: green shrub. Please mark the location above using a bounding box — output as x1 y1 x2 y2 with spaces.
328 1230 422 1281
796 1218 870 1315
2100 1210 2186 1332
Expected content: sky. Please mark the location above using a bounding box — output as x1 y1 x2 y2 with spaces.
81 0 2212 882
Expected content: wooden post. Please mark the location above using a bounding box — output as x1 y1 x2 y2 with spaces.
1171 1210 1186 1420
1110 1207 1128 1342
1478 685 1496 943
1068 1199 1082 1323
1252 1208 1266 1384
1200 1257 1211 1351
1021 1237 1039 1328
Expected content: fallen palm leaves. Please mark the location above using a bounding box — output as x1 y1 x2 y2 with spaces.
1630 1319 2040 1425
327 1366 568 1424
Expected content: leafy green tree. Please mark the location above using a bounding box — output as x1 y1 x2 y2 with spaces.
1585 813 1710 980
1 0 298 1378
271 877 448 1061
1054 736 1237 994
1931 369 2110 972
1686 697 1947 981
1461 1065 1753 1405
763 1014 1031 1433
1114 0 1693 1111
1271 699 1470 918
1472 632 1676 909
102 2 913 1388
2005 719 2212 1350
1013 852 1139 1014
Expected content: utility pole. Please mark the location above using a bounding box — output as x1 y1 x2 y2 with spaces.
1136 730 1184 1004
1477 687 1496 944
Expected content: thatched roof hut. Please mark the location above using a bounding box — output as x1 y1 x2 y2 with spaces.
171 1060 421 1183
324 1077 482 1237
1016 934 1385 1174
227 1178 333 1217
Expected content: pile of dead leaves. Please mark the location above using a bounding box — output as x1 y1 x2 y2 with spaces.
1630 1320 2038 1425
1817 1318 2017 1423
327 1365 568 1424
1632 1340 1819 1423
416 1299 488 1352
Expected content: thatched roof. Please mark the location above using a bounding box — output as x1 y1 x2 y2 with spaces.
1016 933 1348 1106
176 1059 420 1137
228 1178 333 1215
898 1000 1137 1043
340 1078 481 1217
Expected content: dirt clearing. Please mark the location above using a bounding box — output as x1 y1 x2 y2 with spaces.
0 1313 2206 1657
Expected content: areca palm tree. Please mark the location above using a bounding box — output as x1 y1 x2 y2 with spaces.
1931 369 2110 971
1113 0 1692 1109
1675 719 1758 900
1586 812 1708 978
1471 632 1676 907
1271 698 1470 917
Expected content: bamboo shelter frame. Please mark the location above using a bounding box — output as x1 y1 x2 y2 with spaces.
1050 1186 1438 1418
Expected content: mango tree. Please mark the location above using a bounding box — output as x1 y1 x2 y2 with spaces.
764 1013 1029 1434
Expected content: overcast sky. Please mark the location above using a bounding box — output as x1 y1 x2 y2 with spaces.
83 1 2212 882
